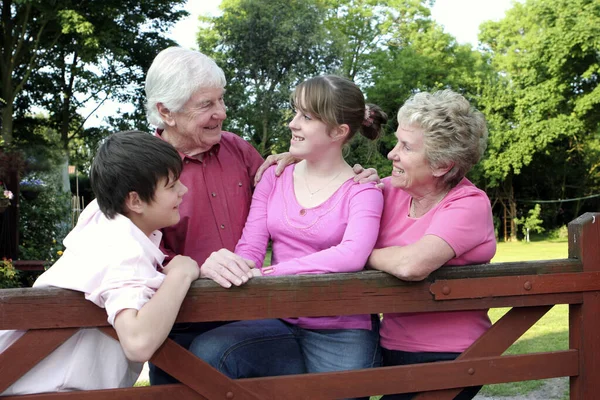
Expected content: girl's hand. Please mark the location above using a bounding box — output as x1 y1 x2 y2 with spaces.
200 249 256 288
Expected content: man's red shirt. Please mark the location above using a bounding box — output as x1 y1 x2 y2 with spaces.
158 131 264 265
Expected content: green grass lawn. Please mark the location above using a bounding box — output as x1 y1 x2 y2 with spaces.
479 238 569 397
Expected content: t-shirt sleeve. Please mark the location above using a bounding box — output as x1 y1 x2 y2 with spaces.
264 185 384 276
426 191 494 258
234 166 276 268
86 251 165 327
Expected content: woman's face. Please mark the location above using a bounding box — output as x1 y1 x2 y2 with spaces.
387 125 436 191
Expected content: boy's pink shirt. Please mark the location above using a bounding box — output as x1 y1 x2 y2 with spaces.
0 200 166 395
235 165 383 330
376 177 496 352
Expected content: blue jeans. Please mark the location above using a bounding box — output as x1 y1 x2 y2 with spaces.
149 321 232 385
380 349 482 400
189 317 381 398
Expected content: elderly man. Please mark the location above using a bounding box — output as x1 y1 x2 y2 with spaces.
144 47 376 384
146 46 265 289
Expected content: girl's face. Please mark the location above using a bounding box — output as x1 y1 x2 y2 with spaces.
288 103 335 160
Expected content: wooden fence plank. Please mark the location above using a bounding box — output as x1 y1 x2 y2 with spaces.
430 271 600 300
414 305 553 399
237 351 578 399
0 281 584 331
99 328 262 400
568 213 600 399
0 329 78 393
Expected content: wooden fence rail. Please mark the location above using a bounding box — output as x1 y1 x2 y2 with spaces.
0 212 598 399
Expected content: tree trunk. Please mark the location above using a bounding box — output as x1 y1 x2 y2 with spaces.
0 104 13 145
509 184 517 242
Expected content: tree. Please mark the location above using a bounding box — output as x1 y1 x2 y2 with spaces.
1 0 187 149
478 0 600 231
360 1 494 176
514 203 545 242
197 0 340 157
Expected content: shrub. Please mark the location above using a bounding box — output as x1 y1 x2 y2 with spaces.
548 225 569 240
0 258 21 288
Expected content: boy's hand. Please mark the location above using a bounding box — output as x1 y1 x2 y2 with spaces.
200 249 256 288
352 164 382 188
254 152 299 186
162 255 200 281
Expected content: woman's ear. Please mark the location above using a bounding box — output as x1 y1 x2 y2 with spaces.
331 124 350 142
432 162 455 178
157 103 176 127
123 192 145 215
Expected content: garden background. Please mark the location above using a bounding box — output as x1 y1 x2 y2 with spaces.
0 1 597 398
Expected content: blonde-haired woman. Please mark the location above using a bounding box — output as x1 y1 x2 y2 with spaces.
369 90 496 400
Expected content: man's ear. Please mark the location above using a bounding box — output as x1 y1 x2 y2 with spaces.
124 191 145 215
432 161 455 178
157 103 176 127
331 124 350 142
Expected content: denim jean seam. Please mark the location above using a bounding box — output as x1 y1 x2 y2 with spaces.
218 334 298 371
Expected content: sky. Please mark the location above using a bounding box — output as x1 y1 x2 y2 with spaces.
167 0 517 49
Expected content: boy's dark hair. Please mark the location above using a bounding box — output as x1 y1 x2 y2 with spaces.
90 131 182 219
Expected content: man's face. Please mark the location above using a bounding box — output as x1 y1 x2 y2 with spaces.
164 87 227 154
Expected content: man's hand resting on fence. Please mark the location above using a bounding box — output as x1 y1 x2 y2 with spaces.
200 249 258 288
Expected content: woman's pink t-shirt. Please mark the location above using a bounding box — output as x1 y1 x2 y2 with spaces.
235 165 384 330
376 177 496 352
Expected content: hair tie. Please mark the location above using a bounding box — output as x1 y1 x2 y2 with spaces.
362 106 374 127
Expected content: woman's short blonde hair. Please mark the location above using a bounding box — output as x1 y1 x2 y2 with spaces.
397 90 488 187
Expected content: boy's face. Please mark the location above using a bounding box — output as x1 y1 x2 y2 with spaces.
143 175 188 232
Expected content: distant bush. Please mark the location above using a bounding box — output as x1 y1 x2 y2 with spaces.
548 225 569 240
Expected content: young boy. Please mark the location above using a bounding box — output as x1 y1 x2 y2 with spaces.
0 131 198 395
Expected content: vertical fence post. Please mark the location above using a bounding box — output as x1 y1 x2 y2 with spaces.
568 213 600 399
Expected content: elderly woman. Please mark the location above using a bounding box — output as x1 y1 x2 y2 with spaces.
368 90 496 400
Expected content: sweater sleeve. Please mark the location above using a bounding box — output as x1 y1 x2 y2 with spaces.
233 166 275 268
262 185 383 276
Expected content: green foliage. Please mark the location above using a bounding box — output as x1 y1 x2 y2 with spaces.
478 0 600 214
548 225 569 240
0 258 21 289
199 0 339 156
19 178 70 265
514 203 545 240
18 136 71 266
2 0 186 154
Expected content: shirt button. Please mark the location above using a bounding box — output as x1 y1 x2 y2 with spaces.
184 160 190 164
220 224 225 229
211 192 217 197
299 209 306 216
238 182 243 187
